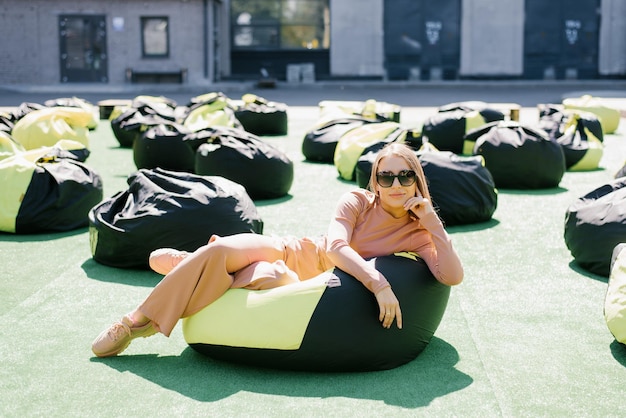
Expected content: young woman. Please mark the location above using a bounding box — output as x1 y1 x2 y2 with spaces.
92 142 463 357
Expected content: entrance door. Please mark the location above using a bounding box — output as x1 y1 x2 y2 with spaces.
59 15 108 82
384 0 461 80
524 0 600 79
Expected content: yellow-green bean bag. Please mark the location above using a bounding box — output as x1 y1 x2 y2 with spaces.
563 95 621 134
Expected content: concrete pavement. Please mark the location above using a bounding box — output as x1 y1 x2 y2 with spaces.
1 79 625 109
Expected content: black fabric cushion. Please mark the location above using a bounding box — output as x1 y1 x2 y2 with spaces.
16 156 103 233
234 95 288 136
538 104 604 142
89 168 263 269
111 102 178 148
355 148 497 226
190 126 294 200
188 254 450 372
422 102 504 154
470 121 566 189
302 116 380 163
438 101 506 123
422 110 468 154
564 178 626 277
133 123 195 172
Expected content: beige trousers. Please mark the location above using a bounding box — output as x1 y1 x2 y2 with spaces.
138 233 332 336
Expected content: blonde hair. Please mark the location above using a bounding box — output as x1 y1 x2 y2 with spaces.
367 143 431 201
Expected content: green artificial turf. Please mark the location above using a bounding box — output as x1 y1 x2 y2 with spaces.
1 103 626 417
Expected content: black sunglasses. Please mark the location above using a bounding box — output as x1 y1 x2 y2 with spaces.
376 170 417 188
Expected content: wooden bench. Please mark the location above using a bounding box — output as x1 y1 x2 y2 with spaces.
126 68 187 84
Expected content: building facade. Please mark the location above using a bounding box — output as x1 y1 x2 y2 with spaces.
0 0 624 86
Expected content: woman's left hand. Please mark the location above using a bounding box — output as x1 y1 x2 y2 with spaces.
375 287 402 329
404 195 434 219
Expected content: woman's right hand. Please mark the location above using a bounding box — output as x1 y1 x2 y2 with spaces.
375 287 402 329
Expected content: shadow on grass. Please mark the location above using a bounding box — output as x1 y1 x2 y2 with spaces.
0 226 87 242
497 186 568 196
447 218 500 233
254 194 294 207
610 340 626 367
81 258 162 287
92 337 472 408
568 260 608 283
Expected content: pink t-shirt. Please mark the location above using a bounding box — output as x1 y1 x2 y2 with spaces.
326 189 463 293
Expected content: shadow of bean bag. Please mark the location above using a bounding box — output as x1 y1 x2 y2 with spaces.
0 142 102 233
189 126 293 200
183 253 450 372
468 121 565 189
565 178 626 277
89 168 263 269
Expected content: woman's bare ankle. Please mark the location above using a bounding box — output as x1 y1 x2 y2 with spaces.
128 310 150 327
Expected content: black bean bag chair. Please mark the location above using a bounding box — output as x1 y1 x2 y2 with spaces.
110 98 178 148
302 116 383 163
555 113 603 171
189 126 294 200
355 145 497 226
0 143 102 234
537 104 604 143
183 252 451 372
468 121 566 189
564 178 626 277
233 94 288 136
422 101 505 155
133 123 195 172
88 168 263 269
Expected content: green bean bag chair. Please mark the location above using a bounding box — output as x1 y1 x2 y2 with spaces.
11 107 93 151
605 243 626 344
562 95 621 134
183 252 451 372
334 121 406 181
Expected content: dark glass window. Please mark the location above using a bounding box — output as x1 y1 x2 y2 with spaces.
231 0 329 50
141 17 169 57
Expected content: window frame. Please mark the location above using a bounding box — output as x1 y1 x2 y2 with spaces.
140 16 170 58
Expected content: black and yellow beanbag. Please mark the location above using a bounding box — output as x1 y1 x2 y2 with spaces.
184 253 451 372
605 243 626 344
89 168 263 269
0 141 102 233
565 178 626 277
